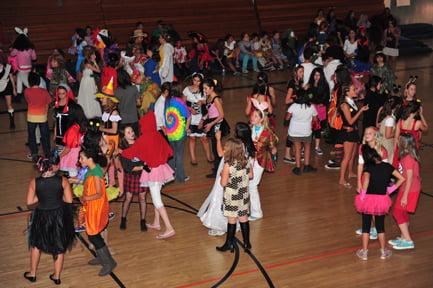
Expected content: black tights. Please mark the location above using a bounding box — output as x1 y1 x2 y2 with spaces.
362 214 385 234
210 135 221 170
88 233 106 250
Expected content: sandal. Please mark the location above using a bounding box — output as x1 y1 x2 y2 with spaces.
340 182 352 189
190 161 198 166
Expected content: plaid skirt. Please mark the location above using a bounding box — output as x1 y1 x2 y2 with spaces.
124 172 149 194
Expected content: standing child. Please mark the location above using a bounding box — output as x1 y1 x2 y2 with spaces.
389 133 421 250
354 145 404 260
122 111 176 239
249 102 278 220
96 78 123 194
217 137 253 252
24 72 52 160
78 148 117 276
173 40 188 78
119 126 150 231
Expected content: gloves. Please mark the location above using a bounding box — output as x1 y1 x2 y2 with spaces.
387 184 397 195
360 189 367 201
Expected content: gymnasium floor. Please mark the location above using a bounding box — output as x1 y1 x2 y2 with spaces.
1 47 432 287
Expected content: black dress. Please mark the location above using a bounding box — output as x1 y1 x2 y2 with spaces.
29 175 75 255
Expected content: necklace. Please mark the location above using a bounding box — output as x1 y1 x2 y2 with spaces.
42 172 56 178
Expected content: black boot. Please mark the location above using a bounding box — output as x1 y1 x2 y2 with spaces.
240 221 251 251
97 246 117 276
9 111 15 129
120 217 127 230
140 219 147 232
216 223 236 253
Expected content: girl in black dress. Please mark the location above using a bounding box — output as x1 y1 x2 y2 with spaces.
24 155 75 285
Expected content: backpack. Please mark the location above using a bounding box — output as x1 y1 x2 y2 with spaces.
327 88 343 130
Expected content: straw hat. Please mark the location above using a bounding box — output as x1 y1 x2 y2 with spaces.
95 77 119 103
131 29 146 38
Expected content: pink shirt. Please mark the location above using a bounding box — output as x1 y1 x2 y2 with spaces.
10 49 37 70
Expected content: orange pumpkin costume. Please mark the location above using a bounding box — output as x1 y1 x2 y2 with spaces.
83 165 109 235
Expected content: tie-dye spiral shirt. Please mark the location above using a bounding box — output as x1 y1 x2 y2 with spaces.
165 97 190 141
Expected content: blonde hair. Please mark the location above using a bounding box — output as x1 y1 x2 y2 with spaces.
362 126 384 158
224 137 248 168
251 109 279 143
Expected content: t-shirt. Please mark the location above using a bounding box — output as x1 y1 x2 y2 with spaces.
302 62 316 84
364 162 395 195
287 103 318 137
399 155 421 193
343 39 358 56
165 97 190 141
183 86 206 125
154 95 165 131
114 86 140 124
24 87 52 122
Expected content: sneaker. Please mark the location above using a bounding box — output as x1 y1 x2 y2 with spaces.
233 71 241 76
328 159 336 164
184 176 190 182
283 157 296 164
303 165 317 173
236 62 240 68
393 239 414 250
242 69 248 74
356 249 368 260
355 228 378 239
325 162 340 169
253 68 260 72
388 237 402 246
292 167 301 176
380 248 392 259
248 216 262 221
108 212 116 221
315 147 324 155
208 229 225 236
370 228 378 240
75 226 86 233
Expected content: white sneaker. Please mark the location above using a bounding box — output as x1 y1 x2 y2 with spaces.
380 248 392 259
208 229 225 236
315 147 323 155
242 69 248 74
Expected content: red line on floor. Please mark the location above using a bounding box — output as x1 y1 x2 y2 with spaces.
0 212 31 220
174 230 433 288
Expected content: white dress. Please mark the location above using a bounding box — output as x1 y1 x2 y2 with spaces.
77 68 102 119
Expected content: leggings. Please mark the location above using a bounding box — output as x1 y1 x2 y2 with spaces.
88 233 106 250
362 214 385 233
148 182 164 209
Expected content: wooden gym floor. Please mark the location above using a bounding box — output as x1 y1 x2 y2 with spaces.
1 47 433 287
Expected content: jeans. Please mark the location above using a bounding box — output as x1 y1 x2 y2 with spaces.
168 138 186 182
27 121 51 156
240 53 258 70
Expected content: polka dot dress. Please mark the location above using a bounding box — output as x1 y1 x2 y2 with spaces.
222 162 250 217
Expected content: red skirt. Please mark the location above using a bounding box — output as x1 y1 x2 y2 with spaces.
124 172 149 194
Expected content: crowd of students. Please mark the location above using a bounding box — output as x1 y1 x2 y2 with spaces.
4 6 427 284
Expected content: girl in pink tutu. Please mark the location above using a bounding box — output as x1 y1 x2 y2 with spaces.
354 145 404 260
121 111 176 239
389 133 422 250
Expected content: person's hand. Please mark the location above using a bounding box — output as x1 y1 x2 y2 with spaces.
400 195 407 207
361 104 369 112
204 123 212 133
12 89 17 97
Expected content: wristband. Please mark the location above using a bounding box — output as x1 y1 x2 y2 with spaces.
387 184 397 195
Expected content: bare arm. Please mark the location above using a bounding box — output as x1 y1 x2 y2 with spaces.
220 163 230 187
285 88 294 105
392 169 405 190
26 178 38 206
400 168 413 208
341 103 368 125
62 176 73 203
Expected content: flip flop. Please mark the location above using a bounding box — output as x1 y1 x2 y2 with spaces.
340 182 352 189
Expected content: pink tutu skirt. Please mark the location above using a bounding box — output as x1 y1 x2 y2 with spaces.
354 194 392 216
140 163 174 187
59 147 80 172
313 104 327 121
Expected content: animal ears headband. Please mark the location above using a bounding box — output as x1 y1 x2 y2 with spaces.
15 27 28 37
406 75 418 87
251 98 269 114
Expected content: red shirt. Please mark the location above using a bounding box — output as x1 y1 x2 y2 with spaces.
24 87 52 122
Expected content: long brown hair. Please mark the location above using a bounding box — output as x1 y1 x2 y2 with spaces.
224 137 248 168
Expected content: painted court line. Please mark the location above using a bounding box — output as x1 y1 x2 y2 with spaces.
175 230 433 288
